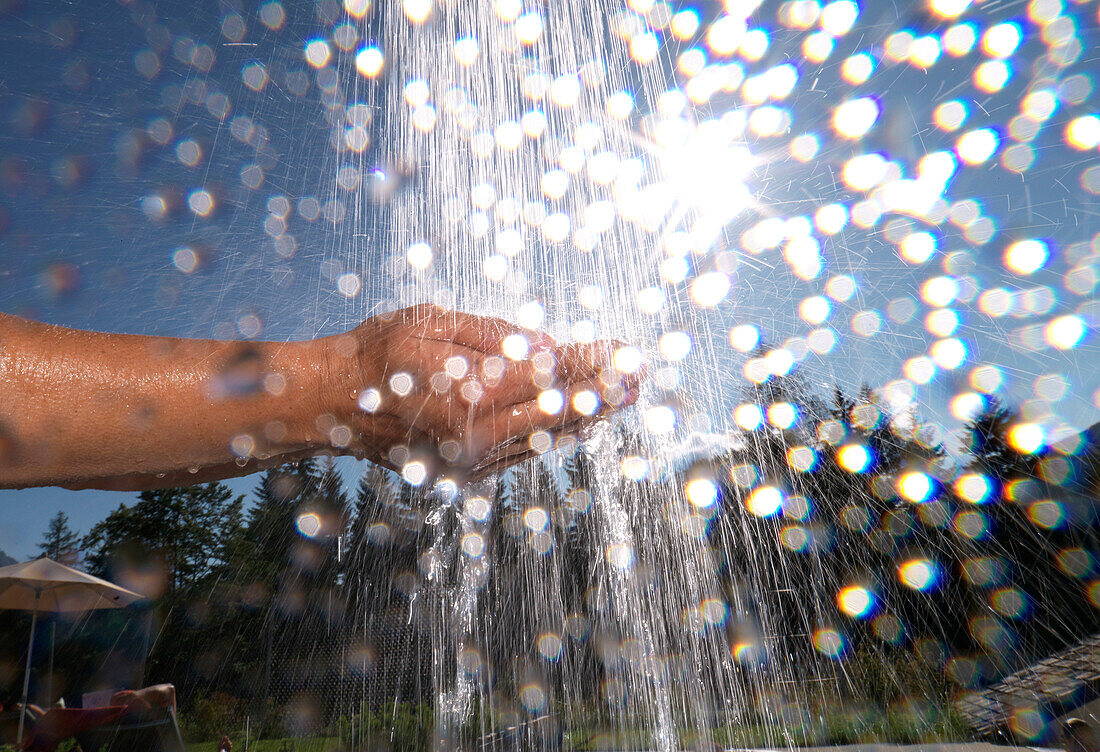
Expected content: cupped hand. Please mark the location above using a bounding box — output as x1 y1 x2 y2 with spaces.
318 304 644 479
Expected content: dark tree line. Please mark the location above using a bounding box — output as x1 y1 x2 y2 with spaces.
4 370 1098 744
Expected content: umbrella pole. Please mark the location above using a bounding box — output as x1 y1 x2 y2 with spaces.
48 620 55 704
17 596 39 746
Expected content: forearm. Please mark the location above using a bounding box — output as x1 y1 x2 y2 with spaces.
0 314 330 490
0 305 640 490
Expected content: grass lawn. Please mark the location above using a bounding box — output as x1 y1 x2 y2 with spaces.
185 738 340 752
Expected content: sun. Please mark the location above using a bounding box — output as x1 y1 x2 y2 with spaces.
632 113 759 252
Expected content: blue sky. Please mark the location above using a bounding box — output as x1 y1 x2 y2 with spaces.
0 479 255 562
0 458 370 562
2 0 1098 561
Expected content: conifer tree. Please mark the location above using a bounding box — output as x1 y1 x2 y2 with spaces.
38 510 81 567
963 396 1035 481
82 483 242 595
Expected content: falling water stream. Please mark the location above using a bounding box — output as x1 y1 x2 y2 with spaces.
329 1 1100 747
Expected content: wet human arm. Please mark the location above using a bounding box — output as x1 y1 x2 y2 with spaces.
0 312 330 490
0 306 641 491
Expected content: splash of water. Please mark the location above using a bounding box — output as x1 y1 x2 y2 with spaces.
307 0 1100 747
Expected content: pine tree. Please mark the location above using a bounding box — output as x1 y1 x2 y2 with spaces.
963 396 1035 481
79 482 247 693
830 386 856 430
310 459 352 587
82 482 243 595
345 466 400 589
38 510 81 567
960 397 1078 661
244 458 322 585
562 444 595 496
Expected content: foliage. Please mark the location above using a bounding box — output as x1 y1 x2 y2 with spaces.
82 483 244 596
847 647 952 708
178 691 251 742
331 702 434 752
3 366 1096 748
184 738 341 752
711 701 970 748
964 396 1035 480
38 510 81 567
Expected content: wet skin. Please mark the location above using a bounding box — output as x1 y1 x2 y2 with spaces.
0 305 642 491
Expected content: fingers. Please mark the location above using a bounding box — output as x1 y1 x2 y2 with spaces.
555 340 615 381
433 347 547 409
351 306 648 482
469 417 589 474
381 345 544 422
466 375 640 459
463 417 591 479
397 338 645 462
398 304 554 353
389 339 609 419
469 449 540 480
477 356 548 407
477 340 643 411
384 307 645 412
556 340 649 385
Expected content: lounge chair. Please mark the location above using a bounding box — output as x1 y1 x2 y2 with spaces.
0 684 184 752
74 684 185 752
72 703 185 752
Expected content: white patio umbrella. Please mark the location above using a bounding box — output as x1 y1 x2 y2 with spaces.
0 558 143 745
